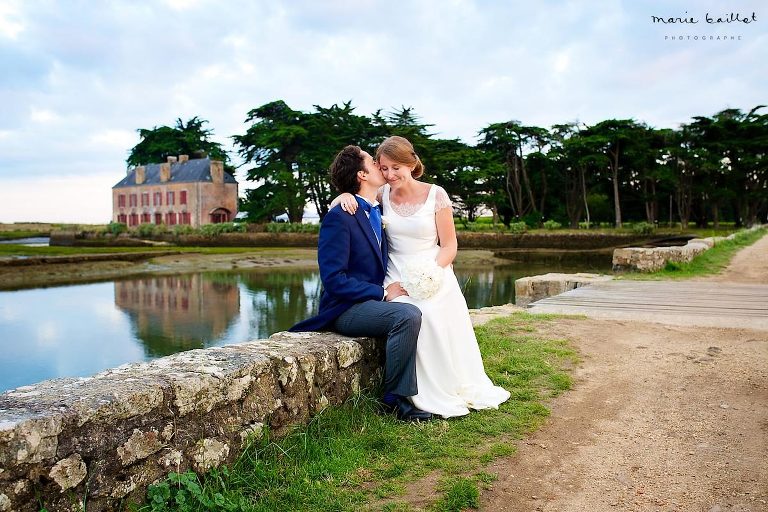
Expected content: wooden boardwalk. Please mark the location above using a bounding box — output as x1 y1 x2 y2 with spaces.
528 280 768 330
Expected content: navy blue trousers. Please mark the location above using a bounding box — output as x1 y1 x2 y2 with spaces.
333 300 421 397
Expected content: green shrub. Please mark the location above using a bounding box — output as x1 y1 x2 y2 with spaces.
632 221 656 235
578 221 593 229
107 222 127 235
508 221 527 234
136 223 157 237
266 222 319 234
199 222 246 237
521 212 542 228
173 225 195 236
543 220 562 230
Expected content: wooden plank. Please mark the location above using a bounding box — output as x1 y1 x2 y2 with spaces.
528 280 768 327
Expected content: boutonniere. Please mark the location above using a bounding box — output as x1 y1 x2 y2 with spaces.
381 215 390 230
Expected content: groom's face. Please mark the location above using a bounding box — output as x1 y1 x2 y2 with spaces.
361 151 386 187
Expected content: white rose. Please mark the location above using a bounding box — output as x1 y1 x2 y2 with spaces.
400 258 444 300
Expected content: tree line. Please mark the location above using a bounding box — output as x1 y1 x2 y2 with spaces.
128 102 768 228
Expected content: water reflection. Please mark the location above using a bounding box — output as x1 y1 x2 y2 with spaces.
0 259 611 392
239 270 323 337
114 274 240 357
455 267 516 309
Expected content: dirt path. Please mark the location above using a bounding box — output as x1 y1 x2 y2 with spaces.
705 231 768 284
482 319 768 512
480 234 768 511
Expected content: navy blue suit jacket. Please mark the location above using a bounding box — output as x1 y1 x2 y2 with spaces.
290 204 389 332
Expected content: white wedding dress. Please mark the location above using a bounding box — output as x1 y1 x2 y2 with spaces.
381 184 511 418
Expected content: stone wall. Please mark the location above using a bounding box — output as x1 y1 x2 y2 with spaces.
0 332 384 512
52 231 665 250
612 236 728 272
514 273 613 307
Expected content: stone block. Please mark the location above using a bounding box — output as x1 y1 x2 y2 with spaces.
49 454 86 491
612 237 717 272
515 273 613 307
117 429 164 466
688 237 715 248
192 438 230 472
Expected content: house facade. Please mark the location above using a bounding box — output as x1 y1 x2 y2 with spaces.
112 155 238 228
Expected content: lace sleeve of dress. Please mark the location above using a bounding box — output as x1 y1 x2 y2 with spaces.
434 186 452 212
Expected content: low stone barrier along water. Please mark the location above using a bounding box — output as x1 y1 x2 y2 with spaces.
612 234 738 272
0 332 384 512
514 273 614 307
51 230 661 250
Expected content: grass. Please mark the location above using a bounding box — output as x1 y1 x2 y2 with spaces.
134 312 578 512
623 226 767 280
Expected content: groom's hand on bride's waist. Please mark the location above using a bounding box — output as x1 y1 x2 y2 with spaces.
384 282 408 301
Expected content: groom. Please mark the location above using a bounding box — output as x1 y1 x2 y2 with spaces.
290 145 432 422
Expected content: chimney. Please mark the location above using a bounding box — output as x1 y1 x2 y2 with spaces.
210 160 224 184
160 162 171 182
179 154 189 163
135 166 146 185
167 156 178 164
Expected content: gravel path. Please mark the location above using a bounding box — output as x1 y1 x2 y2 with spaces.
482 232 768 512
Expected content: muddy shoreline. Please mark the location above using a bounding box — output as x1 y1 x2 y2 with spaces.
0 249 511 290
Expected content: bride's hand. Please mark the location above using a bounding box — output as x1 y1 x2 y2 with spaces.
339 193 357 215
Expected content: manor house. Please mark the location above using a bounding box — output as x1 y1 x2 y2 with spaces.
112 155 238 228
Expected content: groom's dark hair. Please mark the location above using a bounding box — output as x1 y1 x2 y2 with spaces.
329 145 364 194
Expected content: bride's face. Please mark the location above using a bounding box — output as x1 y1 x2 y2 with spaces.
378 154 414 188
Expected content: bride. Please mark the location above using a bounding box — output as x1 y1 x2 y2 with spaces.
333 135 510 418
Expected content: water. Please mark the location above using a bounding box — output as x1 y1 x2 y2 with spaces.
0 260 610 392
0 237 50 246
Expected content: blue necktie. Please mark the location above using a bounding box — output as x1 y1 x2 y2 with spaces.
356 196 382 244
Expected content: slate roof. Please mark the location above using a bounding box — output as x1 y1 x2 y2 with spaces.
113 158 237 188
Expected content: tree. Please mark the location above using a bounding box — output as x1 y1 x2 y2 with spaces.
299 102 384 219
580 119 645 228
234 101 310 223
127 116 231 172
235 101 387 222
689 107 768 227
428 138 488 221
478 121 548 222
549 123 596 228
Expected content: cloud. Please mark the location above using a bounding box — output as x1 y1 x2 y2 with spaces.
0 0 25 40
0 0 764 222
30 107 61 124
88 129 139 150
0 174 117 224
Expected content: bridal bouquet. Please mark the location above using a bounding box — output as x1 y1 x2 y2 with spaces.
400 258 444 300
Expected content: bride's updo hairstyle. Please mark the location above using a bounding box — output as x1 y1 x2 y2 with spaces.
375 136 424 179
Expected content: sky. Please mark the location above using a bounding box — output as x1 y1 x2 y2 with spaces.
0 0 765 224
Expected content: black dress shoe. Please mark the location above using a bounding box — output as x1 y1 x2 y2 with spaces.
383 396 433 422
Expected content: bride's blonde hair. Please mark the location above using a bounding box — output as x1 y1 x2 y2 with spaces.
375 136 424 179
